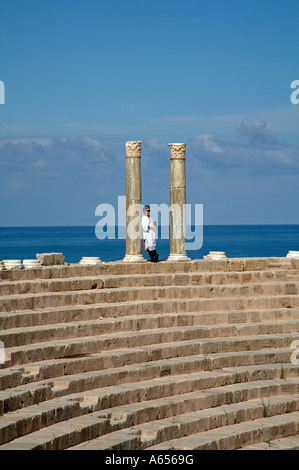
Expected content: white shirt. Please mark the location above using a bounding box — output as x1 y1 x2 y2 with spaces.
142 215 157 251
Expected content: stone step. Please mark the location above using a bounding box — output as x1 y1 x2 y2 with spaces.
287 269 299 280
0 380 53 414
94 372 299 428
5 307 299 339
68 429 139 451
0 396 88 446
138 396 299 448
1 370 299 448
69 395 299 450
0 414 116 450
1 291 299 336
2 319 299 368
0 299 299 332
1 280 298 313
1 345 294 392
2 291 299 331
0 258 292 283
0 383 299 450
1 356 298 416
239 434 299 450
0 270 290 296
2 352 298 414
2 313 299 349
30 361 299 403
59 370 299 419
147 411 299 450
0 369 23 390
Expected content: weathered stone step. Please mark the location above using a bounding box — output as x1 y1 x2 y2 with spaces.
1 289 299 332
138 396 299 448
1 281 298 313
0 369 23 390
69 395 299 450
3 320 299 368
147 411 299 450
94 373 299 427
0 414 116 450
3 349 298 409
69 429 140 451
0 381 53 414
2 356 298 417
0 299 299 330
0 258 292 283
1 345 293 392
2 369 299 448
3 329 298 366
61 371 299 420
2 292 299 332
36 361 299 404
0 396 88 446
3 387 291 450
287 270 299 280
0 270 289 296
2 314 299 349
3 372 299 450
239 434 299 450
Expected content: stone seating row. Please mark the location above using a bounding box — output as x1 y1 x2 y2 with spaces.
0 257 293 283
0 268 292 297
0 257 299 450
1 366 299 450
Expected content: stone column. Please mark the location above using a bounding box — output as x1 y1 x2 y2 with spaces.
167 143 190 261
123 141 145 262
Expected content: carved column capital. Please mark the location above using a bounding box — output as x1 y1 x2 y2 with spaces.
169 143 186 159
126 141 142 158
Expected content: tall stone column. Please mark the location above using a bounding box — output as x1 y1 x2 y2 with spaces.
123 141 145 262
167 143 190 261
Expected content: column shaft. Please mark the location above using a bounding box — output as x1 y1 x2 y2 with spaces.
168 143 190 261
123 141 145 262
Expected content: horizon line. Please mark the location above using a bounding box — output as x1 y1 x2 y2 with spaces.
1 223 299 229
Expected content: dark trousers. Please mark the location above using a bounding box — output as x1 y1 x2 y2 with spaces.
147 249 159 262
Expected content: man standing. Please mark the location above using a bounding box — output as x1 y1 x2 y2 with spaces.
142 205 159 262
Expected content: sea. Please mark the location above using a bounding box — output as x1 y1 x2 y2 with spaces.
0 225 298 264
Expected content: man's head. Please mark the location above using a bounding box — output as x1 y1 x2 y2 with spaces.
144 205 150 214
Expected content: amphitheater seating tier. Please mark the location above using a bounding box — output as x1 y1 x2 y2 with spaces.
1 257 299 450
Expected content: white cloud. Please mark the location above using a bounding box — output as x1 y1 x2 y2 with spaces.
191 134 224 153
0 137 53 148
31 159 47 169
239 117 289 149
188 117 299 173
0 135 122 193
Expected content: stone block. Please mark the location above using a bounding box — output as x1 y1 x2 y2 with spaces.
229 260 245 272
291 259 299 269
36 253 65 266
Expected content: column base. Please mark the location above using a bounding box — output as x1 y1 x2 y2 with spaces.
123 253 146 263
204 251 228 260
167 253 191 262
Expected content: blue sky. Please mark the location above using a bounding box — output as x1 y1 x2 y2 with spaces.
0 0 299 226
